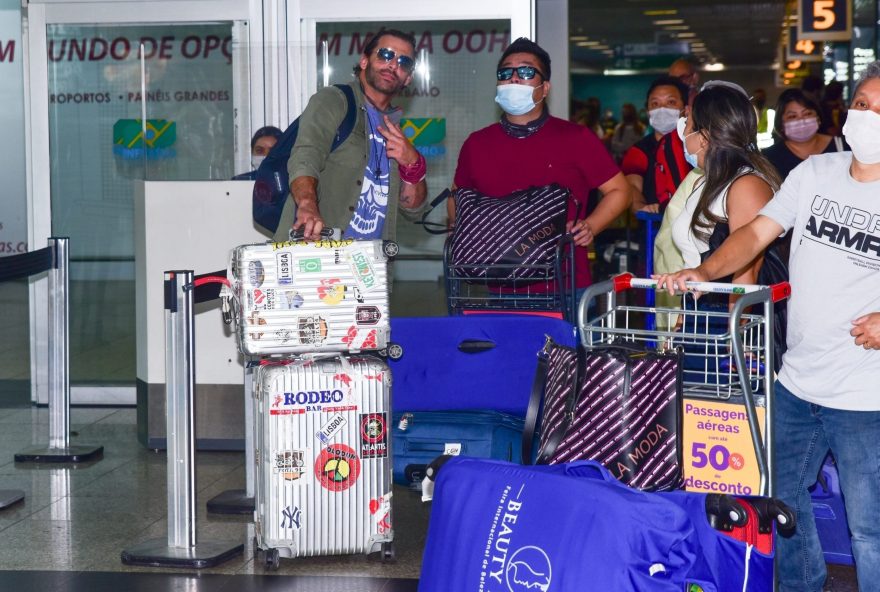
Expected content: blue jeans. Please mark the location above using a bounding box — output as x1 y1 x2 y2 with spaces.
774 380 880 591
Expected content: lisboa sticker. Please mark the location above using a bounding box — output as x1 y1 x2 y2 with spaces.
314 444 361 492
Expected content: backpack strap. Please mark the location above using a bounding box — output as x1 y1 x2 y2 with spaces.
664 134 684 187
330 83 357 152
833 136 843 152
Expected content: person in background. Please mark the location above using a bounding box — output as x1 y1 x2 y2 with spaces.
451 37 631 293
800 74 826 128
752 88 770 134
232 126 282 180
668 56 700 106
821 80 848 136
763 88 847 181
577 96 606 140
622 75 692 213
656 61 880 592
610 103 645 163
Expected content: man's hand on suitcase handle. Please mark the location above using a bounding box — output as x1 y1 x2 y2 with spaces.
291 176 326 241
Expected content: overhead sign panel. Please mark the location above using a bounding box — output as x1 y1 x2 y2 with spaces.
785 25 822 62
798 0 852 42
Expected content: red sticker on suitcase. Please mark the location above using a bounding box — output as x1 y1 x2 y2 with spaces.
360 413 388 458
315 444 361 492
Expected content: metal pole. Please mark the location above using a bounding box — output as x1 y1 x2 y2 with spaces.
121 270 242 568
15 237 102 463
165 270 197 549
47 237 70 450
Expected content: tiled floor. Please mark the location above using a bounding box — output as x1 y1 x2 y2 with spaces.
0 278 861 591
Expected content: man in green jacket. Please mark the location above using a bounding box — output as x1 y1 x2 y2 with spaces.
274 29 428 242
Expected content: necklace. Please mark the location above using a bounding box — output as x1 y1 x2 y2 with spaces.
364 107 387 177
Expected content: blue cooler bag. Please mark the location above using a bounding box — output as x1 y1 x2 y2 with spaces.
391 410 524 486
420 457 774 592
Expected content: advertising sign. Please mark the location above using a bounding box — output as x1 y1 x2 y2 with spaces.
0 1 26 255
682 399 767 496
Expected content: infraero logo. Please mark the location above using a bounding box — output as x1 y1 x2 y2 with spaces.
400 118 446 158
113 118 177 160
505 546 552 592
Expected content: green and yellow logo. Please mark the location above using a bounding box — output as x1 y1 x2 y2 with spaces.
113 119 176 160
400 118 445 146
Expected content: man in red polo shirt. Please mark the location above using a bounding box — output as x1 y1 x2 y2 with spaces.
451 37 631 292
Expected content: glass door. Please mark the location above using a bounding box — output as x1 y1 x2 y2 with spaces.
27 1 251 403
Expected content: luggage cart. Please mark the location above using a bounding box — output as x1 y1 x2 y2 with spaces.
578 274 792 497
443 235 578 322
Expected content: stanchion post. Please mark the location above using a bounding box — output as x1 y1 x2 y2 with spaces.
121 270 243 568
206 360 256 515
15 237 103 463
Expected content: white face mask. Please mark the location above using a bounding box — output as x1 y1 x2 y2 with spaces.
251 155 266 170
649 107 680 135
495 84 542 116
843 109 880 165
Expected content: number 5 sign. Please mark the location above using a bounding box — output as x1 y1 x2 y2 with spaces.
799 0 852 42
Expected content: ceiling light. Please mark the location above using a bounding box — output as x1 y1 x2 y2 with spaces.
577 41 601 47
704 62 726 71
604 68 642 75
644 9 677 16
677 32 697 38
653 19 684 25
570 36 588 41
663 25 690 30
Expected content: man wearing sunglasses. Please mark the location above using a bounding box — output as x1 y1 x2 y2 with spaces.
452 37 631 294
274 29 427 242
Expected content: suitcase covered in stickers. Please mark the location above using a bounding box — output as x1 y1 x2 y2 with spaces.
252 355 394 567
229 237 394 356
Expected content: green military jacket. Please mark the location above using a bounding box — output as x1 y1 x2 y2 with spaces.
274 80 425 241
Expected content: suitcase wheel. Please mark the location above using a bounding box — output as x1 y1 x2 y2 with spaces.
382 241 400 258
264 547 281 571
381 542 396 563
387 343 403 360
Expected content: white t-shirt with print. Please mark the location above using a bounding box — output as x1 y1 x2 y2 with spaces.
759 151 880 411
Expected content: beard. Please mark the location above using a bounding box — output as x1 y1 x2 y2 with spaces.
363 62 406 96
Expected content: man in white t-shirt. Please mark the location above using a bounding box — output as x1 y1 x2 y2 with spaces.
657 62 880 592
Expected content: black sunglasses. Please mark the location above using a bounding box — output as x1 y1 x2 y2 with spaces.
375 47 415 73
496 66 543 81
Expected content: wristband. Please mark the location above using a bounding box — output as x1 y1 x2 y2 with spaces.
398 153 426 184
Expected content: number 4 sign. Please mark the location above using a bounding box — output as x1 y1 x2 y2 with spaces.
799 0 852 42
786 25 822 62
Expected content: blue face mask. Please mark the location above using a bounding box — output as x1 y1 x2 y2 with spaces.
495 84 542 116
682 130 703 168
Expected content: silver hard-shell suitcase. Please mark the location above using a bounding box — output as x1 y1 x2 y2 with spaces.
229 237 395 356
252 356 394 568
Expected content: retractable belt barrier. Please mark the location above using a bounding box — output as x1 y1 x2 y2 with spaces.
186 270 256 515
7 238 103 464
122 269 243 568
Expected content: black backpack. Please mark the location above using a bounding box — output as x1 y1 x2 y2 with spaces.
252 84 357 233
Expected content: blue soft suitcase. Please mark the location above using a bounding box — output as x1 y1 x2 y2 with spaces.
419 457 773 592
390 410 523 487
388 315 576 416
810 455 854 565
